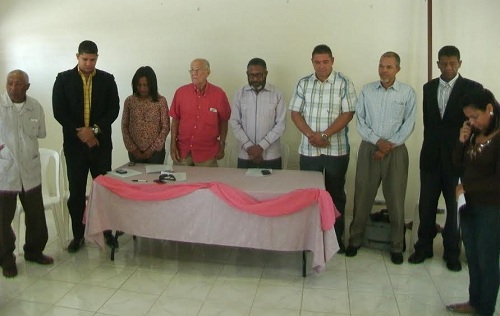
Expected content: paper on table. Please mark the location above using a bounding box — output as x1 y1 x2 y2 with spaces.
160 171 187 181
145 164 174 173
108 168 142 178
245 168 272 177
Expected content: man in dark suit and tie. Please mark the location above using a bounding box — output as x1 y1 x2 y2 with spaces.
409 46 482 271
53 40 120 252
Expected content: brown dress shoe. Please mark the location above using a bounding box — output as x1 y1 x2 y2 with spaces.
24 254 54 265
446 302 476 314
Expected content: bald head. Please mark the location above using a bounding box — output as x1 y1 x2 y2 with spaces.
7 69 30 84
6 69 30 103
189 58 211 89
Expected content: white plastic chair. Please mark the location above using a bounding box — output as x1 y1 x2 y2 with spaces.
59 147 70 244
14 148 64 254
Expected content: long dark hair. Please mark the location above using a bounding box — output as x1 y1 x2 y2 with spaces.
460 88 500 136
131 66 159 102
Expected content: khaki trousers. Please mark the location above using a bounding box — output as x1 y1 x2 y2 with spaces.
348 141 409 252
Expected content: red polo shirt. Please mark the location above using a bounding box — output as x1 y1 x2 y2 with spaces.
169 82 231 163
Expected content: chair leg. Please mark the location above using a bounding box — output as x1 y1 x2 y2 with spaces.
14 206 23 255
51 205 65 249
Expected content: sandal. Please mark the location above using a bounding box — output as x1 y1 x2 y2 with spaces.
446 302 476 314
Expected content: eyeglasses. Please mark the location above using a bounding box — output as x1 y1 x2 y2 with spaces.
188 68 207 74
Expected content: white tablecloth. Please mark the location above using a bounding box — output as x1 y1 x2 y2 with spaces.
84 165 339 272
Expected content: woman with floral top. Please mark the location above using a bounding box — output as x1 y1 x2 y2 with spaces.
122 66 170 163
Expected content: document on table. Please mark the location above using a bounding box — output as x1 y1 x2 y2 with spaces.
145 164 173 173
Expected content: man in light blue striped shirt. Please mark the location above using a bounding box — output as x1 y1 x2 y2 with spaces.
345 52 416 264
289 44 357 253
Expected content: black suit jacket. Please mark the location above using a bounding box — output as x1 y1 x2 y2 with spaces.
419 75 482 175
52 66 120 153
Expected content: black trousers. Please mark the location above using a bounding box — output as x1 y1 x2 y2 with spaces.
0 185 48 261
299 154 349 245
414 168 461 258
65 145 111 240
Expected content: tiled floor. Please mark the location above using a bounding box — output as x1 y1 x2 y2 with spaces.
1 217 499 316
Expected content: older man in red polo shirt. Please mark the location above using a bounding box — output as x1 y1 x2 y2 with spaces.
169 58 231 166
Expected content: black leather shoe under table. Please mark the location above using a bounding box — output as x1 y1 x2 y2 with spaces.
104 233 119 248
67 238 85 253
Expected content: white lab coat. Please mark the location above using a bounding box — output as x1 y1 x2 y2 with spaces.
0 92 46 191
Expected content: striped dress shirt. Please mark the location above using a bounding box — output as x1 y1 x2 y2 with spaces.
289 71 357 156
78 68 96 128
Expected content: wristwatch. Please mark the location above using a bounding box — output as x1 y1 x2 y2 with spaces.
321 133 330 142
92 124 101 135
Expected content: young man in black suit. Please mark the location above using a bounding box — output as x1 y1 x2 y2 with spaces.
409 46 482 271
53 40 120 252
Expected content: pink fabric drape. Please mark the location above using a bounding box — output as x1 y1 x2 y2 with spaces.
93 175 339 230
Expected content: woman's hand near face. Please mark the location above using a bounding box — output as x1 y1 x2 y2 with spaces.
459 121 472 143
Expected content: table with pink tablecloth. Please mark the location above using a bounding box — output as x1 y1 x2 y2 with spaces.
84 165 339 272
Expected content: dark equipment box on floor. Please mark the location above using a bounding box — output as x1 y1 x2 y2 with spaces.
362 219 392 251
362 209 406 252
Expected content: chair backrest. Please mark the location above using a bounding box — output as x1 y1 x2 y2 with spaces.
280 142 290 169
39 148 60 200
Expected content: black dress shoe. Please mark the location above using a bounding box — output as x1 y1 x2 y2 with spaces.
345 246 359 257
390 252 403 265
24 254 54 265
408 251 433 264
2 265 17 278
1 254 17 278
445 258 462 272
337 241 346 254
67 238 85 253
104 232 119 248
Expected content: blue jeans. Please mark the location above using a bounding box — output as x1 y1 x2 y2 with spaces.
299 154 349 245
460 204 500 316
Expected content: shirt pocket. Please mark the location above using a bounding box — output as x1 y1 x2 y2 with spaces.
0 148 14 169
389 101 406 123
23 118 40 137
203 108 219 130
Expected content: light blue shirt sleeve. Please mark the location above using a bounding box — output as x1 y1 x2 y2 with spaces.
387 87 416 145
355 87 380 145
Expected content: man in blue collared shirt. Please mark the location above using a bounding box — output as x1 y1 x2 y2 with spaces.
230 58 286 169
289 44 357 253
345 52 416 264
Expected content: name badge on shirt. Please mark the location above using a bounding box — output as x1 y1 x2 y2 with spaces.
209 108 218 113
30 118 38 122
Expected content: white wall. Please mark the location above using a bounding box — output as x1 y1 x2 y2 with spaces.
1 0 499 220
